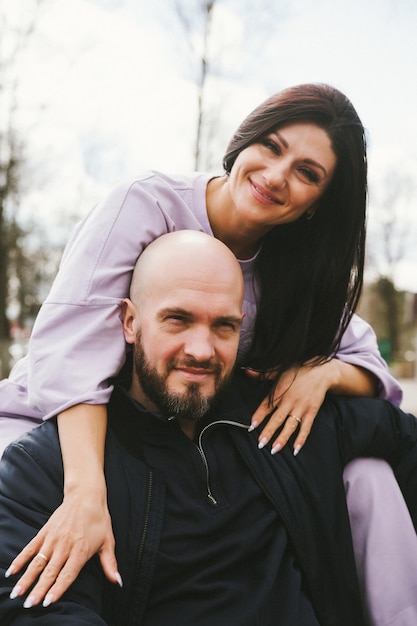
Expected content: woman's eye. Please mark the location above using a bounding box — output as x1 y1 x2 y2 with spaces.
299 167 319 184
262 138 281 155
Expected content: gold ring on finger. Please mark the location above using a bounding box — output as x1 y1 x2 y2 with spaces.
289 414 302 425
36 552 49 564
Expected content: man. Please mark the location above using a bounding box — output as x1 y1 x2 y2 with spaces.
0 231 417 625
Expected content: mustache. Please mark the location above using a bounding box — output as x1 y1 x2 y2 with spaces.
169 359 221 374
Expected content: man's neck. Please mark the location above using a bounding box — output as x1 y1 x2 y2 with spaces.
179 418 197 440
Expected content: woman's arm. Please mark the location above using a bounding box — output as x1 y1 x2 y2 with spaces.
6 404 120 608
333 314 402 405
27 175 207 419
8 175 207 606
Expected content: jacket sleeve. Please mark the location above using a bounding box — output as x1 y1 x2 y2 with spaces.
328 396 417 525
0 425 106 623
328 396 417 460
0 600 107 625
335 313 403 405
27 177 179 419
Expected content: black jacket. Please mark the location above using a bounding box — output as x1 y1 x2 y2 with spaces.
0 374 417 625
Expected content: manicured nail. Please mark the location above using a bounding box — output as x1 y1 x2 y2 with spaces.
9 585 22 600
293 444 301 457
271 443 282 455
115 572 123 588
258 437 267 450
23 595 35 609
5 565 14 578
248 421 258 433
43 593 54 607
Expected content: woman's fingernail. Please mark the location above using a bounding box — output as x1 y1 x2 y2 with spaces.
23 595 35 609
43 593 54 608
5 565 14 578
293 444 301 457
115 572 123 588
271 443 282 455
248 421 258 433
258 437 267 450
10 585 22 600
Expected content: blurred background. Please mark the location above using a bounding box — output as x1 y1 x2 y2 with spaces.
0 0 416 410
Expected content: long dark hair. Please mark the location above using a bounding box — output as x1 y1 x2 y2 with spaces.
223 83 367 376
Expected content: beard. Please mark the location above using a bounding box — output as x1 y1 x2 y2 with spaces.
133 332 232 421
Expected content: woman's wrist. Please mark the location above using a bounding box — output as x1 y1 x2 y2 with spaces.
63 469 107 497
324 358 343 392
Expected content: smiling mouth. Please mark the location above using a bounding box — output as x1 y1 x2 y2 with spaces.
250 181 282 204
173 361 218 378
175 368 215 383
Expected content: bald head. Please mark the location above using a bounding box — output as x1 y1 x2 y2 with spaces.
130 231 244 309
123 231 245 421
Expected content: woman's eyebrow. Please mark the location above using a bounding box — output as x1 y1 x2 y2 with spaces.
274 130 289 149
275 130 328 176
303 158 327 176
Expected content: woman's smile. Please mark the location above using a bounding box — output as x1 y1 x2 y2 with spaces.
249 179 284 206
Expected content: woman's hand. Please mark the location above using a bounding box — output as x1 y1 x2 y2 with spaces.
246 359 378 455
5 402 120 608
6 481 120 608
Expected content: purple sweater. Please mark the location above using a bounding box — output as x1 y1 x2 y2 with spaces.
0 171 402 429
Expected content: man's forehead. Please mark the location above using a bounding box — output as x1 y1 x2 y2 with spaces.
151 286 242 317
149 279 241 302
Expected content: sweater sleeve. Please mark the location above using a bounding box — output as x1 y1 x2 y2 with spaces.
334 313 403 405
27 175 205 419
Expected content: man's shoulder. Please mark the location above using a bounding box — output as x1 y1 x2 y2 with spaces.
215 371 271 421
322 394 404 420
1 419 59 467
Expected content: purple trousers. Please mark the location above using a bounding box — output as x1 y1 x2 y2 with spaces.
345 458 417 625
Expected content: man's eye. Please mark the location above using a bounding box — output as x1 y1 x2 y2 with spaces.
216 322 238 332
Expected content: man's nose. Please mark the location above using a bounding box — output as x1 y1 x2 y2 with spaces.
183 328 215 361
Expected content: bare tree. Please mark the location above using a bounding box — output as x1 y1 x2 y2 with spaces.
0 1 46 342
170 0 216 169
369 174 415 278
366 173 417 357
168 0 288 170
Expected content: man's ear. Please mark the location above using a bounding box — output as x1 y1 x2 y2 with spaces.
122 298 137 344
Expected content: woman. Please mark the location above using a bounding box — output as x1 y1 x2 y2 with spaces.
2 83 407 617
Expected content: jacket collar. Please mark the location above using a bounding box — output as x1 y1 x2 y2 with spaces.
106 370 268 457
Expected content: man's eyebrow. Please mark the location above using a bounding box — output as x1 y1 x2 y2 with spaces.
158 309 242 325
215 315 243 326
157 307 191 318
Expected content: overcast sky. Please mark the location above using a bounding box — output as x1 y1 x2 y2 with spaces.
4 0 417 289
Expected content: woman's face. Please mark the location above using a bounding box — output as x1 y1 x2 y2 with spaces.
227 122 337 231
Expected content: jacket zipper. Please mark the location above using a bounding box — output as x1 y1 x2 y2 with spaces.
196 420 249 505
126 469 153 626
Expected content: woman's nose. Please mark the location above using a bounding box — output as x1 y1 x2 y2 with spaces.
263 162 287 190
